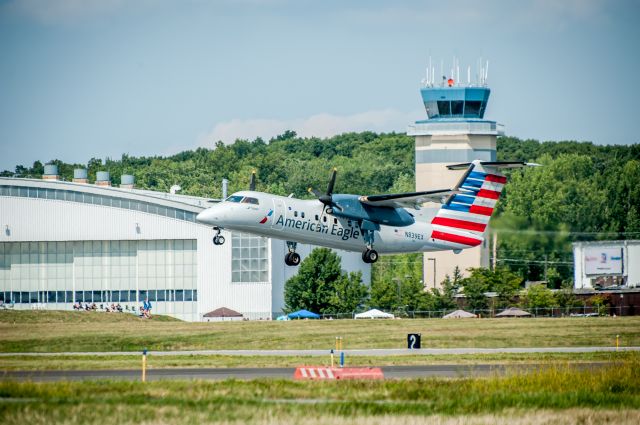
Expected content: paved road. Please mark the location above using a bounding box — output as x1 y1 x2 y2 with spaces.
1 346 638 357
0 363 605 382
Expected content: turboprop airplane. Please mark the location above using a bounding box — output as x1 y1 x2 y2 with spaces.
196 160 530 266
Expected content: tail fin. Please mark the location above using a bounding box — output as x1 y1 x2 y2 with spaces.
430 160 519 248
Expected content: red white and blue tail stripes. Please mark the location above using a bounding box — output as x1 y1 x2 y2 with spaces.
430 165 506 247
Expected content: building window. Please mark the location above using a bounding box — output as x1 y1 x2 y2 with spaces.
231 232 268 283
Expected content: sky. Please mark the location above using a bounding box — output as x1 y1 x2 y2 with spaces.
0 0 639 171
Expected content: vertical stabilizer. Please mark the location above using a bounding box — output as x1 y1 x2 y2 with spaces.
430 160 510 247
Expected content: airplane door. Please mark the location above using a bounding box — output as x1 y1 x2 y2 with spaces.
271 198 286 230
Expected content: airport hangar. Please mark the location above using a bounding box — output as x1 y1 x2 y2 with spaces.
0 167 370 321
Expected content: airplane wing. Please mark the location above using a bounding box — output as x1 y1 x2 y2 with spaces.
359 188 460 209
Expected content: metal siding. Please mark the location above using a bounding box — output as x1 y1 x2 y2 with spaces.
626 244 640 287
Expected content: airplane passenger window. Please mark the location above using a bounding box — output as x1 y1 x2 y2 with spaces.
334 218 337 224
323 216 327 223
294 211 298 217
241 197 259 205
315 215 319 221
226 195 244 203
301 212 305 218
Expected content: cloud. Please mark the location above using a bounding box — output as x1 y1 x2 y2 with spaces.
198 109 422 146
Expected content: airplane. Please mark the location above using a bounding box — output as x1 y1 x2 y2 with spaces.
196 160 532 265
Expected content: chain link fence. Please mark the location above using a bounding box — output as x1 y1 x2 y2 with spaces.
274 305 637 320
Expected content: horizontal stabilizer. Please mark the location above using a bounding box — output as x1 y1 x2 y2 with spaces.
447 161 537 170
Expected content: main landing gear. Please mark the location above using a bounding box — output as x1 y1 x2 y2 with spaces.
362 248 378 264
284 241 301 266
212 227 225 245
361 228 378 264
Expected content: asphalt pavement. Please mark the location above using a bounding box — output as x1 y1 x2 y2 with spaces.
0 363 606 382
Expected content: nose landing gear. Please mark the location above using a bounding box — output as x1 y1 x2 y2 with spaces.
212 227 225 245
284 241 301 266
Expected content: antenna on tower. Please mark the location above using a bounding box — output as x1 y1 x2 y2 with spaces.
484 60 489 85
467 65 471 86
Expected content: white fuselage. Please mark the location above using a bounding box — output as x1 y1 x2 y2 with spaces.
196 191 478 254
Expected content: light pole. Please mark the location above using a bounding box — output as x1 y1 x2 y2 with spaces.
392 277 401 309
427 258 436 289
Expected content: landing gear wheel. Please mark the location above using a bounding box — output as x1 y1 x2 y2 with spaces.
284 252 301 266
362 249 378 264
213 235 225 245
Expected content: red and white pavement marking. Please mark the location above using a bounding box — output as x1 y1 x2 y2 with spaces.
294 366 384 380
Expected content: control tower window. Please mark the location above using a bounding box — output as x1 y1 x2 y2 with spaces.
424 101 439 118
464 101 481 116
437 101 450 116
451 101 464 116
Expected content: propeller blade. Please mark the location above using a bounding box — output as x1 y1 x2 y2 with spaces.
308 187 323 198
326 168 337 197
249 170 256 191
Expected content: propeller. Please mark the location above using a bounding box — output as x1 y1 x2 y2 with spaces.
249 170 256 191
308 168 342 212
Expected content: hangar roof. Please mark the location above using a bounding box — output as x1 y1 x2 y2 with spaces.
0 177 214 223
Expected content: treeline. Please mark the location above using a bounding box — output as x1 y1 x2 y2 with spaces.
3 132 639 284
286 249 591 315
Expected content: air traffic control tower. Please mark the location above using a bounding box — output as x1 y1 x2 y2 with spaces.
407 63 504 289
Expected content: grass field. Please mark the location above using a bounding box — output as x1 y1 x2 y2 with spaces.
1 310 639 354
1 361 639 424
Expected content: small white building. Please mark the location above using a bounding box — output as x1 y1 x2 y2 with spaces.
573 240 640 289
0 170 370 321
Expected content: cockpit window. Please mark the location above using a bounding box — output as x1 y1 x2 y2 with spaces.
241 197 259 205
225 195 244 203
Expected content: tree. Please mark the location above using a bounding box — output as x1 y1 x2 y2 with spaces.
461 270 490 312
327 271 368 314
284 248 367 314
460 267 523 312
522 284 556 311
492 267 524 308
432 266 463 311
589 294 610 316
369 278 398 311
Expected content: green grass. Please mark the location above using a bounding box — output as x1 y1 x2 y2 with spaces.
1 311 638 353
1 352 638 371
0 361 639 424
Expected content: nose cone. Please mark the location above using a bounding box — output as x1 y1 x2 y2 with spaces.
196 206 225 225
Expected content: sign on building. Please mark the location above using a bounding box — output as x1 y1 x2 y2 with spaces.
584 247 623 275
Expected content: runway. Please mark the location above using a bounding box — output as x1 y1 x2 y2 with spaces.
0 363 605 382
